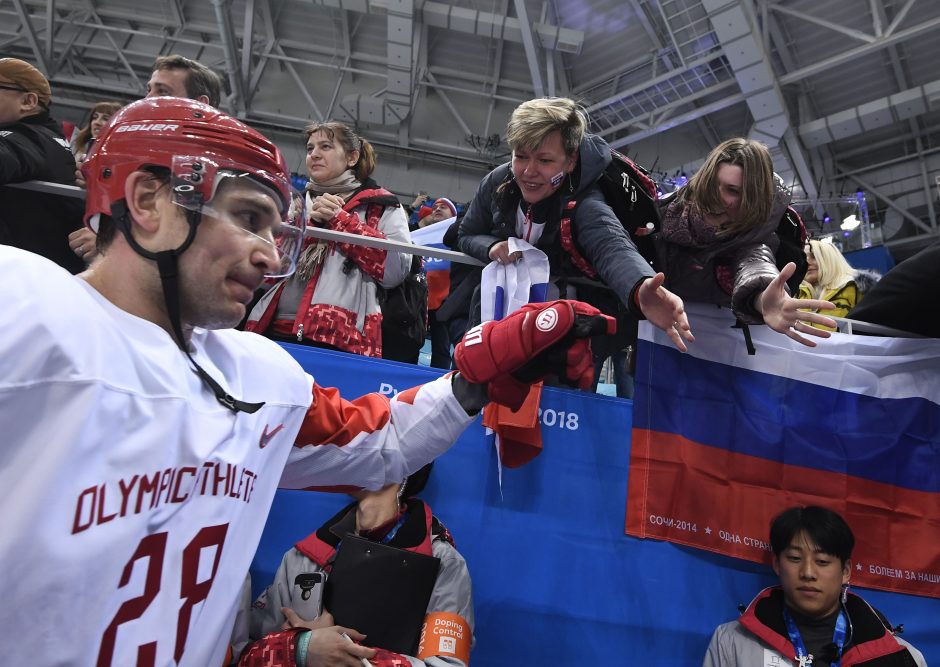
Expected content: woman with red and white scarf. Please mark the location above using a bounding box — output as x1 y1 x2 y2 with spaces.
246 122 412 357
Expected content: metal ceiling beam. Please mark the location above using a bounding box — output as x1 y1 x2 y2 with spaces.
573 52 656 96
869 0 883 37
702 0 815 201
884 0 916 37
325 11 354 120
211 0 246 113
837 165 933 235
272 43 323 120
624 0 720 148
513 0 544 98
609 88 748 149
767 4 875 44
545 0 571 97
598 77 738 139
240 0 255 101
764 2 830 216
586 52 725 114
483 0 508 137
425 70 472 136
245 0 276 102
82 0 143 92
44 0 54 69
168 0 185 29
871 0 935 232
427 65 531 93
778 15 940 86
11 0 49 72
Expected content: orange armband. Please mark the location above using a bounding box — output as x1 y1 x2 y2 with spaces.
417 611 471 665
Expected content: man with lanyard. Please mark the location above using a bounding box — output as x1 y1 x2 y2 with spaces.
703 506 926 667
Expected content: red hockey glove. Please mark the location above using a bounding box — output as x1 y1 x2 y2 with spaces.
454 300 615 409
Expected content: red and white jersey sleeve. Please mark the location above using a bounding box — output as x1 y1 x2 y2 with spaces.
280 377 476 491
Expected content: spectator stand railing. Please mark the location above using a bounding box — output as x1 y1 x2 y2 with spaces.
8 180 920 337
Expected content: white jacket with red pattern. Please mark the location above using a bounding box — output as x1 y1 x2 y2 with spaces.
246 182 412 357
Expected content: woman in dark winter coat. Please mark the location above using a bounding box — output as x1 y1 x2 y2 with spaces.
654 138 837 346
457 97 694 351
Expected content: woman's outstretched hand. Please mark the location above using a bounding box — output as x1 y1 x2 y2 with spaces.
757 262 838 347
636 273 695 352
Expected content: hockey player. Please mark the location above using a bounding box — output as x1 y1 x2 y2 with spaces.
0 97 611 666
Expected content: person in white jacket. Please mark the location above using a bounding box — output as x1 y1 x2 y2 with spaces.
245 121 412 358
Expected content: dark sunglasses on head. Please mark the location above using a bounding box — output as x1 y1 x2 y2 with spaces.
0 84 29 94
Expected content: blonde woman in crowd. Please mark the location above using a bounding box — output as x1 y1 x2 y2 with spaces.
798 239 880 329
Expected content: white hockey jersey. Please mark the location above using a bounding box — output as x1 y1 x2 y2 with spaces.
0 247 474 666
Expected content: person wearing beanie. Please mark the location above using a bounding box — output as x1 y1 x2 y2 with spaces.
418 197 458 228
0 57 85 273
412 195 462 368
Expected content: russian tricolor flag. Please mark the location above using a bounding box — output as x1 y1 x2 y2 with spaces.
626 304 940 597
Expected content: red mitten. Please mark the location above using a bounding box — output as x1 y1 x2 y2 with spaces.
236 629 303 667
454 299 617 384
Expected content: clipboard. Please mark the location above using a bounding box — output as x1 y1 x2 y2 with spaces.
323 533 441 655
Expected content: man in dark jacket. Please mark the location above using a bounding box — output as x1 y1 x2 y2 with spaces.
847 241 939 338
0 58 84 273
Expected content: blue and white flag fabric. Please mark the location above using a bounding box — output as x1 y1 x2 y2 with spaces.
409 216 455 273
480 238 549 323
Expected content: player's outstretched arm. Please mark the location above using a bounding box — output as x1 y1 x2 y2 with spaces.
282 300 611 490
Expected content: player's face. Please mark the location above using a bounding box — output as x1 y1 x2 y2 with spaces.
511 130 577 205
305 130 358 184
175 178 282 330
146 68 189 99
773 530 850 619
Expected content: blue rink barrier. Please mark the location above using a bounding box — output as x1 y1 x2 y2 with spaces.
251 344 939 666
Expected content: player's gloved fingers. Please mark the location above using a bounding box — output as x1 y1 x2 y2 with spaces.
571 313 616 338
564 339 595 389
486 375 531 411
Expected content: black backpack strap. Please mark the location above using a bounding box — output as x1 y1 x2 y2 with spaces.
733 318 757 355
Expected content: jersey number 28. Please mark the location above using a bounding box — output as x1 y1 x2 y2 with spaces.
96 523 229 666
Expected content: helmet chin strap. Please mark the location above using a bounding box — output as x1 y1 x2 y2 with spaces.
114 202 264 414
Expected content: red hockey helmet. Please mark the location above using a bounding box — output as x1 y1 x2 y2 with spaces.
82 97 304 277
